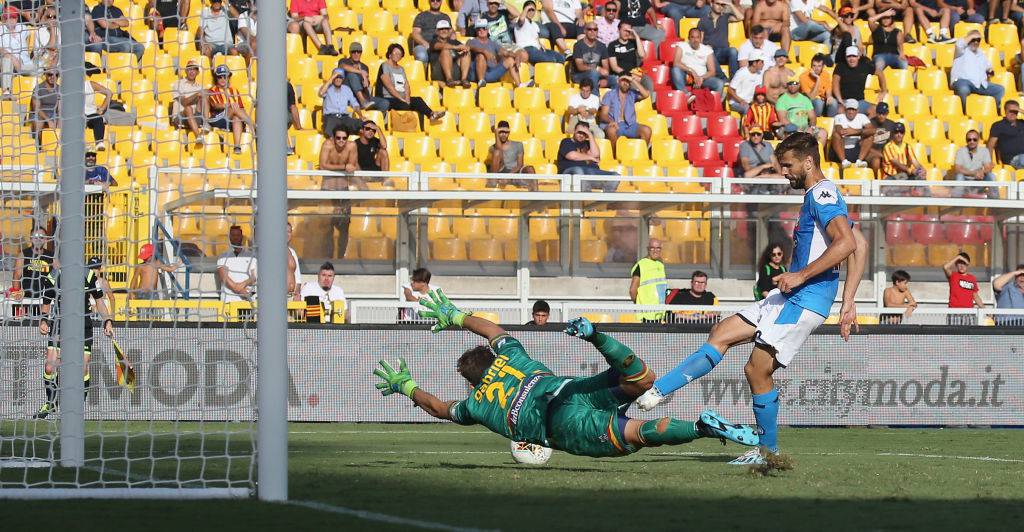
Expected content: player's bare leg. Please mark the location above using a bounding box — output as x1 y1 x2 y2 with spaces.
730 345 784 465
636 314 756 411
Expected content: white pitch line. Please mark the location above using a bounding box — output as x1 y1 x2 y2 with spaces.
876 452 1024 463
288 499 499 532
289 430 491 435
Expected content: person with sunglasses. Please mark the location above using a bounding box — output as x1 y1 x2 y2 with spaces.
508 1 565 63
987 100 1024 169
571 22 610 88
754 243 788 301
595 1 620 45
950 29 1004 115
950 129 997 198
338 42 389 111
355 120 389 172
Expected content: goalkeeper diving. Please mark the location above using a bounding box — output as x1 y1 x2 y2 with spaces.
372 290 758 457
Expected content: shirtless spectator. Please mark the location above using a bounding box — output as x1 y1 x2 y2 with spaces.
319 126 362 259
128 243 182 314
750 0 789 51
762 49 794 103
881 269 917 324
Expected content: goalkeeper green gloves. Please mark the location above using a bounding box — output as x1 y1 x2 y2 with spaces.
418 289 471 333
373 358 419 398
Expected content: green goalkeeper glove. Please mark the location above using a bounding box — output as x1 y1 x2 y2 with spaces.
373 358 418 398
417 289 471 333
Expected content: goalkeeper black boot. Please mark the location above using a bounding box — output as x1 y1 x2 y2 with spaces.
33 402 56 419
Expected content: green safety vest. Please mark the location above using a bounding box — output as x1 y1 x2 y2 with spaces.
634 257 667 321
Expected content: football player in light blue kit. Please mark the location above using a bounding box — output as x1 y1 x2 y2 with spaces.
636 132 869 464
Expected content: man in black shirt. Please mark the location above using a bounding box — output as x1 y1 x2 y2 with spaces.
618 0 665 52
866 102 898 173
355 120 389 171
607 23 653 92
88 0 145 60
988 100 1024 168
832 45 885 115
666 271 719 323
696 0 739 79
11 228 55 317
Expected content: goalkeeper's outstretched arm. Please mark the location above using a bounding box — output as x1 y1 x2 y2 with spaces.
418 289 505 341
462 315 505 343
410 389 455 421
373 358 456 421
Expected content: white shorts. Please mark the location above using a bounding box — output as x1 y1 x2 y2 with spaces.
737 289 826 367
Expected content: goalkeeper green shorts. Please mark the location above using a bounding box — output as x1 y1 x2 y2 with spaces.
545 371 637 458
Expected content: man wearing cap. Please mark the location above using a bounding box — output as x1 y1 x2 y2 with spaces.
287 0 336 56
735 125 785 194
726 52 765 116
833 45 885 115
198 0 236 59
431 19 473 87
0 6 39 96
950 128 996 198
880 122 926 193
412 0 453 63
88 0 145 60
790 0 832 47
319 67 363 137
235 1 258 63
85 151 116 188
457 0 490 36
743 86 782 139
776 78 824 143
696 0 740 80
830 98 873 168
671 27 723 94
128 243 182 307
865 102 898 172
763 49 794 103
750 0 790 52
338 43 389 111
171 60 205 146
468 18 522 87
738 25 780 75
950 29 1004 114
208 65 254 154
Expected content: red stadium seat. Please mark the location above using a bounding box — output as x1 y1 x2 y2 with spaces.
644 63 670 87
658 40 679 64
656 17 676 45
910 215 946 244
707 115 741 140
686 139 721 165
702 165 732 178
720 138 742 166
943 215 983 245
641 40 659 66
657 90 688 116
885 215 914 245
673 115 705 142
975 216 995 242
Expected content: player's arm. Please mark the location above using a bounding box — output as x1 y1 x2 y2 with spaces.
410 389 455 421
372 358 458 421
418 289 505 340
838 224 868 341
775 216 857 293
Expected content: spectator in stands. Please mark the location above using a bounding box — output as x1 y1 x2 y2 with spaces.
666 271 719 323
319 125 358 173
208 65 254 154
629 239 667 322
431 20 473 87
29 70 59 145
751 0 789 52
776 79 824 143
88 0 145 60
988 100 1024 168
736 125 785 194
1 6 39 96
412 0 453 63
198 0 236 59
880 123 925 192
31 5 58 71
595 1 620 45
726 53 765 116
910 0 953 43
235 1 257 63
869 9 907 72
943 251 983 325
300 262 347 323
600 74 652 150
128 243 181 304
83 76 112 151
829 5 865 65
287 222 301 299
400 267 438 321
881 269 917 324
377 44 446 121
608 23 652 91
617 0 665 52
943 0 987 24
542 0 583 52
833 46 884 115
830 98 873 168
338 43 388 112
468 19 523 87
319 68 363 137
662 0 712 23
171 60 205 147
84 151 116 188
950 129 996 198
288 0 336 56
479 1 514 47
738 25 778 74
865 102 898 172
526 300 551 325
698 0 739 80
217 225 257 303
763 49 794 103
743 86 782 138
557 123 619 190
790 0 833 47
226 1 253 38
571 21 609 88
566 77 603 138
457 0 488 35
991 0 1024 23
510 1 565 63
993 265 1024 326
145 0 190 40
951 29 1004 114
488 120 537 190
800 53 837 117
671 27 724 94
355 120 389 172
754 243 787 300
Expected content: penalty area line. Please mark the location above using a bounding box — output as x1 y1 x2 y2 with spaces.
876 452 1024 463
288 499 499 532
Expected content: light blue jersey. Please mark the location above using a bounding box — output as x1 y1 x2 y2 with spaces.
787 179 849 317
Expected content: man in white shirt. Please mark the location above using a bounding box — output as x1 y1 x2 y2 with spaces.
790 0 832 46
198 0 236 58
950 29 1003 114
726 52 764 116
737 25 779 75
217 225 258 303
830 98 874 168
300 262 346 323
236 2 257 62
287 222 302 299
0 6 38 95
171 59 205 146
510 1 565 63
671 27 723 93
566 77 603 138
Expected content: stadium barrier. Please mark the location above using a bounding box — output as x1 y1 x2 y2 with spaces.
2 324 1020 426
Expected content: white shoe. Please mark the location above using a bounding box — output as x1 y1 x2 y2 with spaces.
854 159 867 167
841 159 853 168
95 140 106 151
728 447 767 465
635 386 668 412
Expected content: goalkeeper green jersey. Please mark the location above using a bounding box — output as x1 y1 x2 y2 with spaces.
448 335 567 445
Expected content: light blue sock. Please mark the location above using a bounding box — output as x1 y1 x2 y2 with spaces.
653 343 723 395
752 389 780 453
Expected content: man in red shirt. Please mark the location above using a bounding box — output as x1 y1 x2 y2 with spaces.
942 251 985 325
288 0 337 55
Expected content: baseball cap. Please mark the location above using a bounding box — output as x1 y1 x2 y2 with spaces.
749 51 765 63
214 65 231 77
85 150 97 157
786 78 800 86
754 85 767 96
350 42 363 53
138 243 154 262
893 122 906 133
748 125 764 135
845 45 860 57
436 19 452 29
332 68 346 78
844 98 859 110
474 19 488 29
839 6 854 15
876 102 890 114
2 6 18 17
185 59 201 69
87 257 102 269
774 49 788 59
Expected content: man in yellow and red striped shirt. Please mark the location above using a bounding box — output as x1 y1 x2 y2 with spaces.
880 122 926 195
743 86 782 139
207 65 254 154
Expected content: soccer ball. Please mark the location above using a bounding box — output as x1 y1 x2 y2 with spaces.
510 441 552 465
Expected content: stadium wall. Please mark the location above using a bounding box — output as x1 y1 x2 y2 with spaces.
1 325 1020 426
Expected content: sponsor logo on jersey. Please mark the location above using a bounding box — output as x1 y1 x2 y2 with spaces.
958 279 976 290
506 373 546 436
815 188 838 205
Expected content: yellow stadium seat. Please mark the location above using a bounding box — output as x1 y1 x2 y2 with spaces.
883 68 914 95
928 243 961 267
888 243 926 266
504 112 529 139
631 165 663 177
897 93 930 121
548 86 577 114
432 238 467 260
911 118 945 144
442 86 476 113
901 44 931 67
664 218 704 242
362 10 397 37
488 216 519 241
966 94 998 122
929 142 957 168
473 311 501 324
947 120 980 145
727 21 746 48
349 211 381 239
514 86 546 111
529 217 559 241
411 83 442 111
383 0 415 11
934 44 955 69
580 313 614 324
439 136 474 164
404 136 438 165
529 112 563 138
468 239 505 261
426 112 458 136
652 138 684 167
478 86 512 113
458 111 492 137
533 63 567 88
453 216 489 240
916 69 949 95
988 23 1021 54
646 114 670 140
617 313 641 323
931 94 964 121
616 138 651 166
288 57 319 83
359 237 396 261
346 0 378 13
521 137 545 166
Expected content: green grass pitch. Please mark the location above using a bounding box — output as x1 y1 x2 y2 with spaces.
3 422 1022 531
